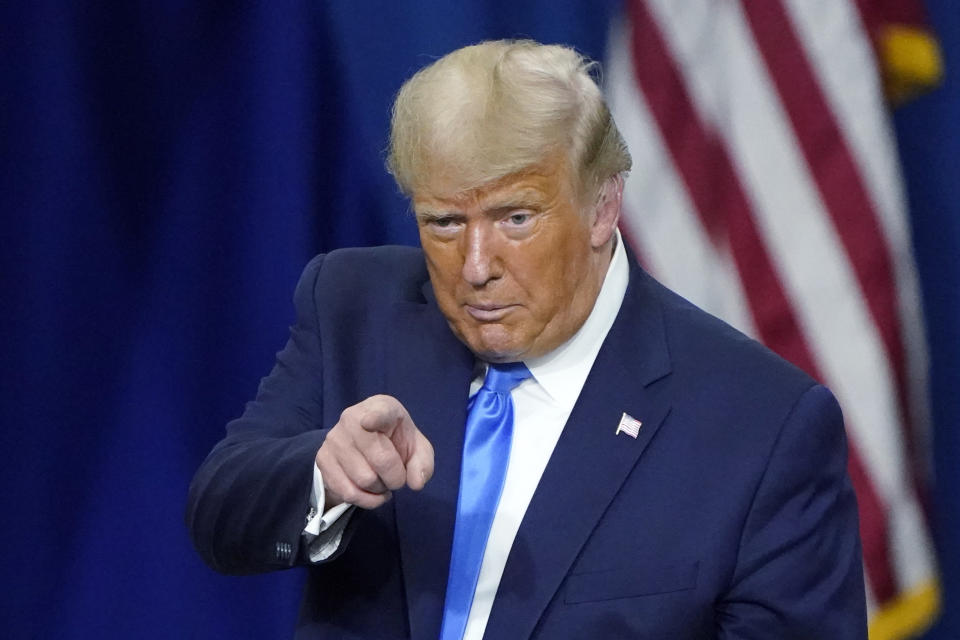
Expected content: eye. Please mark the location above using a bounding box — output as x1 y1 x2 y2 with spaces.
507 211 532 225
420 214 463 238
421 215 461 230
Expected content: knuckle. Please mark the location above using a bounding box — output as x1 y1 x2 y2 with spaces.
339 405 358 425
355 406 380 429
372 394 402 415
323 476 346 501
314 451 330 471
316 440 341 463
337 396 406 436
354 469 379 490
325 425 348 446
369 393 391 406
320 437 347 462
368 444 398 470
340 487 361 505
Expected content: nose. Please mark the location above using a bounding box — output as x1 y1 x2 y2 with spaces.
461 222 500 286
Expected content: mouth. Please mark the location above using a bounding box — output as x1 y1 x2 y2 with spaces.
464 303 517 322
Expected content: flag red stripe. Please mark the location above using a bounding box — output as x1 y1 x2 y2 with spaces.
743 0 930 558
854 0 930 33
625 0 809 372
847 442 898 602
741 0 915 466
625 0 896 601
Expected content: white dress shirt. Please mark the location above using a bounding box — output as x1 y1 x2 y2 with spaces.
303 232 629 638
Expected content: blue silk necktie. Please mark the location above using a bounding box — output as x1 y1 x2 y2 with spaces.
439 361 532 640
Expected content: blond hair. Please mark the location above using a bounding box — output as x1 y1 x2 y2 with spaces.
387 40 631 202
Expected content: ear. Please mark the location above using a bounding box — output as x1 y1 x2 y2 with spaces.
590 174 624 249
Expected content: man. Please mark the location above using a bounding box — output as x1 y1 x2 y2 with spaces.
187 40 866 638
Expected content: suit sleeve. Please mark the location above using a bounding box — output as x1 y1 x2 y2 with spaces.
185 254 330 575
717 384 868 639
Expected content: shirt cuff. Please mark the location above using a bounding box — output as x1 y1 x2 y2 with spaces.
302 462 355 562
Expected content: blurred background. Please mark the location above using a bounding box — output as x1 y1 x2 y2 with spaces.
2 1 956 638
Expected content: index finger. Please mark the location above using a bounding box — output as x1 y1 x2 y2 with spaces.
355 395 413 438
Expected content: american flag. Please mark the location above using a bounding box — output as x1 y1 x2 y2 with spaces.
616 412 643 438
605 1 941 637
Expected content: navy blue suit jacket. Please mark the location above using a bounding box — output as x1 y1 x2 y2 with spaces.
186 245 867 639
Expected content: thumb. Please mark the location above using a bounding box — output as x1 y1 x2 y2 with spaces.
404 429 435 491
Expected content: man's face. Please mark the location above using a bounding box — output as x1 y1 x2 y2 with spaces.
413 156 616 363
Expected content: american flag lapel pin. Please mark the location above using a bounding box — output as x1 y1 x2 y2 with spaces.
615 412 642 439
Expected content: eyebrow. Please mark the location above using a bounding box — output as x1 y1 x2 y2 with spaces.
481 192 544 213
486 200 539 213
414 188 546 220
415 210 464 222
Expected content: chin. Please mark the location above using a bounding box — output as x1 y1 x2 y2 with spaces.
450 317 533 362
478 350 523 364
465 333 528 363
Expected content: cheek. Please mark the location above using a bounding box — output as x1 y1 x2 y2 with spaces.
423 243 462 288
517 241 586 311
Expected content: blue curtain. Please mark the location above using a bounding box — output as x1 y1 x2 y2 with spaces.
1 2 614 638
1 2 955 638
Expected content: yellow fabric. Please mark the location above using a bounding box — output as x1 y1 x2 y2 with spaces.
880 25 943 103
869 579 940 640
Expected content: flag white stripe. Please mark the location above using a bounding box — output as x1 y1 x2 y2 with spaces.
608 0 937 610
783 0 933 478
643 0 730 137
783 0 911 253
607 17 757 338
648 0 911 515
782 0 936 593
866 574 878 618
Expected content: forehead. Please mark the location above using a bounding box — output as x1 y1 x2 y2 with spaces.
413 156 573 213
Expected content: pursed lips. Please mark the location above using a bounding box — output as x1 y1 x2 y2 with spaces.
464 303 517 322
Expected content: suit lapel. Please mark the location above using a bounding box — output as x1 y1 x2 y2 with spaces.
484 262 674 639
387 281 474 640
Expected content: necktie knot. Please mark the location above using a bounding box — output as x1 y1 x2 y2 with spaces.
482 362 532 395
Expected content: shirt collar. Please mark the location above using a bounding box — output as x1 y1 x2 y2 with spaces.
523 230 629 412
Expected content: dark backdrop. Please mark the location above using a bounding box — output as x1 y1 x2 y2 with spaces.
1 2 956 638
